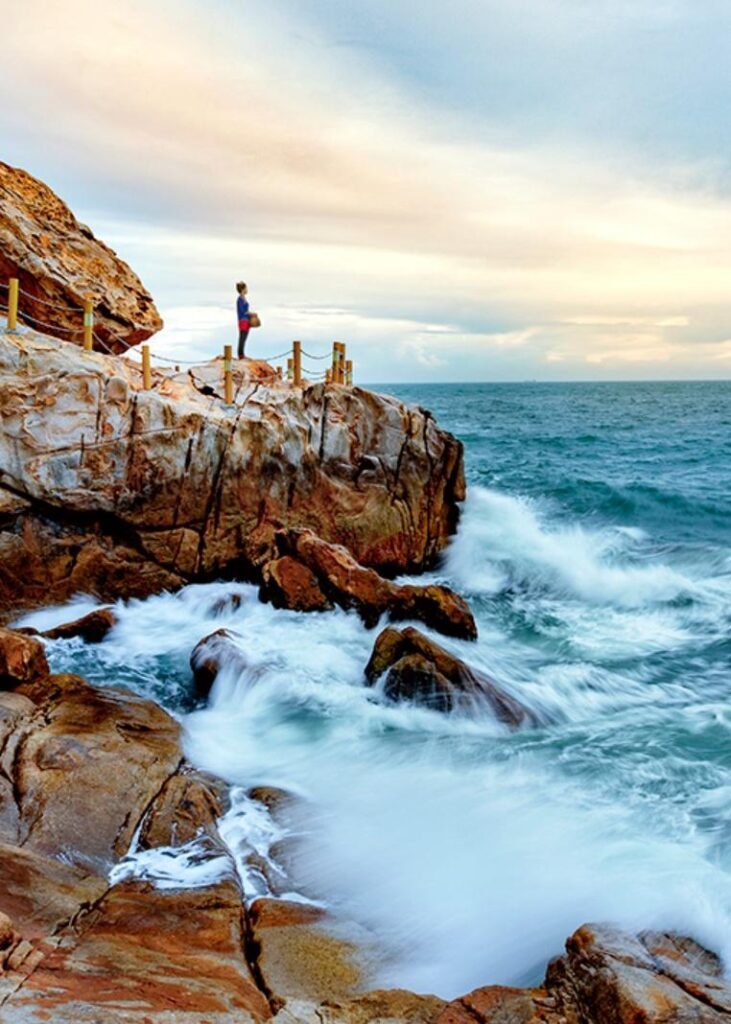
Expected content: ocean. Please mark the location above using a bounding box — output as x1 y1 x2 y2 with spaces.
21 379 731 998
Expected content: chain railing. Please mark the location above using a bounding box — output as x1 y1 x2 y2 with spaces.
1 276 356 397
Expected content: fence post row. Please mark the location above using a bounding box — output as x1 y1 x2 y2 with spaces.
223 344 234 404
3 278 356 391
7 278 18 332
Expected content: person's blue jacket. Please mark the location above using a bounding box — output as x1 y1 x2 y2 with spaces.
237 295 250 329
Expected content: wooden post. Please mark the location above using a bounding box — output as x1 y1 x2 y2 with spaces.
325 368 332 384
142 344 152 390
293 340 302 386
7 278 18 332
83 296 94 351
345 358 353 387
286 357 294 381
331 342 339 384
224 344 234 404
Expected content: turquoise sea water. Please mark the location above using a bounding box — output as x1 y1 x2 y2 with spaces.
26 379 731 998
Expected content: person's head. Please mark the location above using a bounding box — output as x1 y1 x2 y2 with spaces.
236 281 248 296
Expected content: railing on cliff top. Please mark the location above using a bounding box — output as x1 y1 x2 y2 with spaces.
0 277 355 404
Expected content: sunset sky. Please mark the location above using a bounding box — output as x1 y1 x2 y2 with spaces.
3 0 731 381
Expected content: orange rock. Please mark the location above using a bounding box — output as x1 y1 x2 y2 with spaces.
0 627 48 687
6 673 181 863
11 880 271 1023
41 607 116 643
277 530 477 640
249 897 364 1004
260 556 332 612
0 161 161 351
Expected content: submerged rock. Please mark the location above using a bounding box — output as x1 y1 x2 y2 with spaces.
274 529 477 640
0 627 48 687
365 626 533 725
190 628 248 697
0 160 162 351
0 330 465 617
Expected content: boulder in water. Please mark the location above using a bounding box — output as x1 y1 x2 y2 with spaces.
41 606 117 643
260 555 333 613
0 160 162 350
365 626 533 726
276 529 477 640
190 628 248 697
0 627 49 688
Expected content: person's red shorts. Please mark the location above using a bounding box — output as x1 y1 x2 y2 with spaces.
238 318 250 331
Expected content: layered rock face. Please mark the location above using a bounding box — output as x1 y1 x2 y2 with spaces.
0 331 464 617
0 161 161 351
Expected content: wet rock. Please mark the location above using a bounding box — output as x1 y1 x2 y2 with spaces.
0 509 185 617
435 985 558 1024
0 327 464 616
384 653 455 712
0 160 162 350
41 606 117 643
3 672 181 864
365 626 533 726
276 530 476 640
547 923 731 1023
138 765 230 850
8 879 271 1023
0 627 48 688
250 897 364 1004
190 628 248 697
260 556 333 613
272 990 445 1024
436 923 731 1024
248 786 301 823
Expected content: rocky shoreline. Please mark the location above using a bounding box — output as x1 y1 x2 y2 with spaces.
0 162 729 1022
2 623 730 1023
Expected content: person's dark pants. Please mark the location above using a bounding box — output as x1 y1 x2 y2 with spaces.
237 328 249 359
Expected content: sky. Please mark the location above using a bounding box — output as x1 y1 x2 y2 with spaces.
3 0 731 381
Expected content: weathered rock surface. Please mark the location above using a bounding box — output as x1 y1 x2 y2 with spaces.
251 898 364 1004
0 161 162 351
0 628 48 687
0 331 465 617
1 671 181 864
270 529 476 639
437 923 731 1023
261 555 334 613
365 626 533 725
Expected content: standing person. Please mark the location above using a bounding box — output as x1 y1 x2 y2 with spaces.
236 281 250 358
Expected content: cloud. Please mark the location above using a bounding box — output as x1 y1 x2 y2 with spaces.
1 0 730 380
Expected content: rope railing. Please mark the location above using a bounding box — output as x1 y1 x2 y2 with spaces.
1 275 355 394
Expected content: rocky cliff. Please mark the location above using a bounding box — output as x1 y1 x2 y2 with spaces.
0 162 161 351
0 330 464 617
